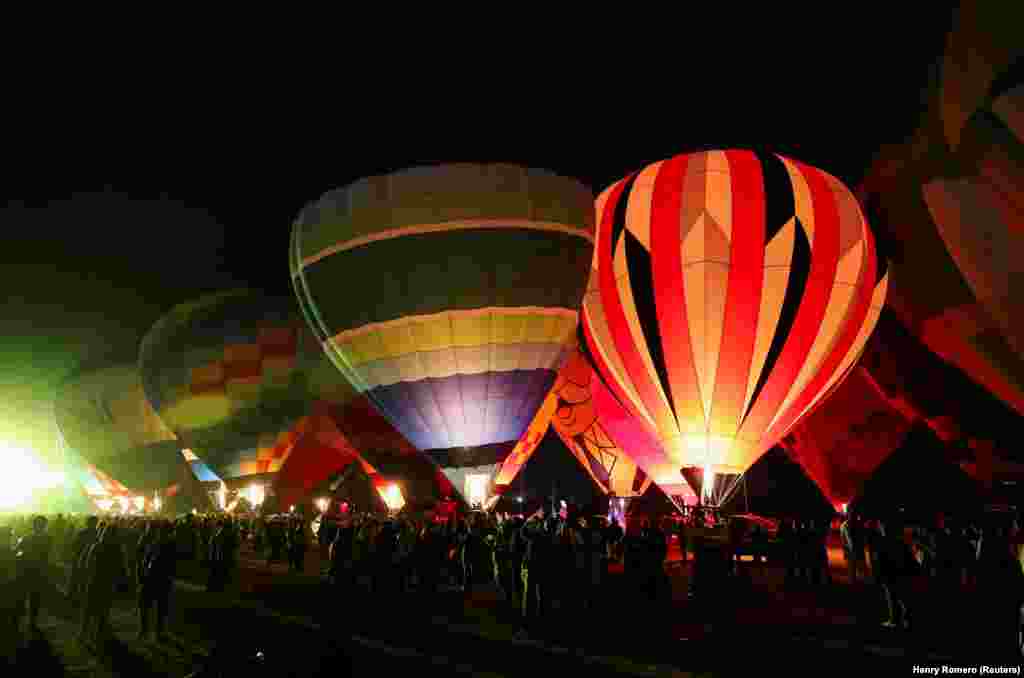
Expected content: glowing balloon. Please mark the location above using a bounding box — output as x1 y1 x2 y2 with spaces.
140 289 446 510
491 347 658 504
53 359 206 507
581 150 888 504
291 164 595 502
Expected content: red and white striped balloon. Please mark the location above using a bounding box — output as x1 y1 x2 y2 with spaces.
581 150 888 493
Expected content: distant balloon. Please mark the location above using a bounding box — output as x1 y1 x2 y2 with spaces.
139 290 312 480
860 67 1024 417
53 360 207 508
581 150 888 505
139 290 443 508
291 164 595 503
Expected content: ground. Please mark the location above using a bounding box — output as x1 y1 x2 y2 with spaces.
3 536 1019 676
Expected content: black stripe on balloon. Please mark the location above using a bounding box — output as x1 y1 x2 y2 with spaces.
576 322 628 411
632 465 648 494
740 219 812 425
755 151 796 242
609 174 639 255
624 229 678 423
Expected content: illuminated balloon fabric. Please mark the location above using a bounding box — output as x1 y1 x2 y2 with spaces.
139 290 322 480
54 363 177 467
783 307 1024 505
493 348 661 501
855 25 1023 417
52 362 201 496
492 389 558 493
547 349 654 499
271 409 363 510
271 402 438 512
861 173 1024 416
581 150 888 489
181 449 221 483
291 164 595 497
319 398 447 509
141 288 437 508
781 366 913 508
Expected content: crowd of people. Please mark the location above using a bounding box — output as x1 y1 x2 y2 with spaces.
0 505 1022 655
317 508 672 634
839 513 1024 632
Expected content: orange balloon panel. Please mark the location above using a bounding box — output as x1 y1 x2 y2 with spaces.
548 350 652 498
493 392 557 490
582 150 888 478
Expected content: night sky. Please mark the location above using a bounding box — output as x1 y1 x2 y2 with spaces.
1 11 957 465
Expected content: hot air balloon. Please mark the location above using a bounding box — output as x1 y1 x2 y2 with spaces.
581 150 888 507
857 19 1024 420
490 347 663 514
53 359 210 512
139 290 312 481
780 365 913 510
139 289 444 510
547 348 655 501
923 85 1024 361
271 398 444 512
935 3 1021 152
290 164 595 506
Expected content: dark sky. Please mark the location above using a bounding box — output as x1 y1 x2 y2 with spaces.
0 11 958 463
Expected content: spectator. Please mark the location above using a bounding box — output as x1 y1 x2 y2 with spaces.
79 523 126 645
137 521 177 641
13 515 53 631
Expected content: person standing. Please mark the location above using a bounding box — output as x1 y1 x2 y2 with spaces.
876 517 913 629
14 515 53 631
583 517 607 613
79 524 125 645
518 512 551 636
135 522 157 591
0 526 16 644
288 518 308 574
67 516 99 605
137 521 177 641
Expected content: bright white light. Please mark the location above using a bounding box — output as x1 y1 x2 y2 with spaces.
0 445 65 509
841 502 848 514
218 482 228 510
702 464 715 504
243 484 265 507
379 483 405 512
118 496 132 513
517 497 523 503
153 492 162 512
316 497 329 513
96 498 115 512
134 496 145 511
290 505 296 513
465 474 489 508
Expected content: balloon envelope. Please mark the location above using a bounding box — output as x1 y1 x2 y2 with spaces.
291 164 595 502
492 347 658 502
53 360 204 503
139 290 313 480
581 150 888 501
